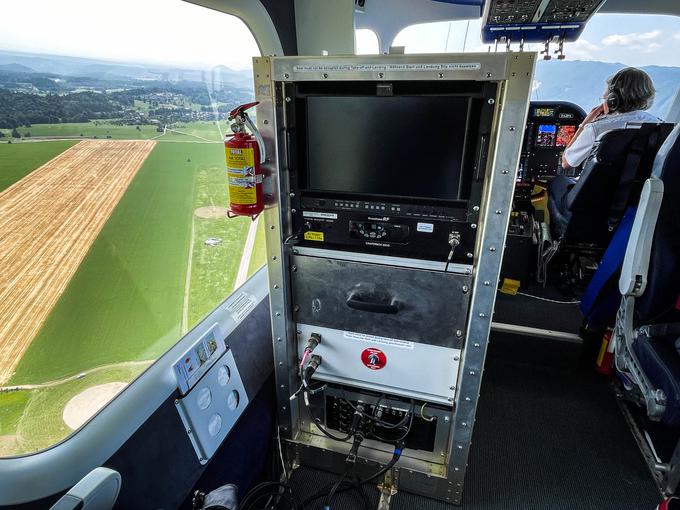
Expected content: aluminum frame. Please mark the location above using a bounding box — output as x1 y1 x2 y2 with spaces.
256 53 536 504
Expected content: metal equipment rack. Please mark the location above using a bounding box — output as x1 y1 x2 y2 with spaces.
254 52 535 505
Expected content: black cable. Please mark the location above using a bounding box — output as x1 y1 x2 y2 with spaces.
240 481 301 510
313 418 355 442
323 470 348 510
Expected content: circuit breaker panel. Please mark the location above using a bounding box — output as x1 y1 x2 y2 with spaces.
254 53 535 504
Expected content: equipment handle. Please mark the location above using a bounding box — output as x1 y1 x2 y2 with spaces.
346 293 399 314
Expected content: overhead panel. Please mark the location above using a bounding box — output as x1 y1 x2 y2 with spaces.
481 0 606 43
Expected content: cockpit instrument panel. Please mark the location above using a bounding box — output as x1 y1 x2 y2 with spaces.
517 101 585 182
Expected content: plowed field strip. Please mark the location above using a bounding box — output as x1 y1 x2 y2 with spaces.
0 140 156 383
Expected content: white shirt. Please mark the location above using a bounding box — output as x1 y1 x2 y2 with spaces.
563 110 661 168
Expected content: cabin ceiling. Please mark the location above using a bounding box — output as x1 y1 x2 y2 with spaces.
600 0 680 15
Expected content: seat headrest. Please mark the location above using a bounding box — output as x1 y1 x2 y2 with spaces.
652 124 680 188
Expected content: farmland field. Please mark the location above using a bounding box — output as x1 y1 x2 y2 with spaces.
0 141 156 384
0 140 77 191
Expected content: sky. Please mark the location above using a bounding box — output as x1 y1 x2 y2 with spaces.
0 2 679 70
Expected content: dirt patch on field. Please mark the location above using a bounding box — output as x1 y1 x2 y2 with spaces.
0 434 20 456
0 140 156 384
63 382 127 430
195 206 230 219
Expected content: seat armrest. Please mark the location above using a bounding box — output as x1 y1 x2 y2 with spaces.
49 468 121 510
619 178 664 296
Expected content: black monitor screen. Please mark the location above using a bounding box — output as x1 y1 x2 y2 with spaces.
303 96 470 200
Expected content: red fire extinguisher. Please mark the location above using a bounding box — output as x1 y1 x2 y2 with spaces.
225 101 266 220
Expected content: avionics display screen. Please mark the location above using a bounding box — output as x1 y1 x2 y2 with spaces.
536 124 557 147
304 96 470 200
556 125 577 147
534 107 555 117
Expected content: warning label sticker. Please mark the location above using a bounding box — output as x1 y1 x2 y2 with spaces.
226 147 256 205
226 291 257 323
344 331 414 350
292 63 481 73
304 231 324 242
302 211 338 220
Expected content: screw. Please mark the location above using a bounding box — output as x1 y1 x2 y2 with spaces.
187 429 192 434
489 247 496 252
323 73 328 78
474 342 480 348
495 209 502 214
473 205 480 212
275 312 281 317
285 96 291 102
455 332 462 340
174 399 179 405
292 266 297 272
263 119 269 124
484 281 490 286
274 284 279 289
479 312 486 318
508 126 516 131
486 72 492 78
488 98 495 104
284 73 290 79
501 169 509 174
379 72 384 78
270 225 275 230
471 223 477 229
462 285 469 293
272 256 277 260
469 370 476 375
466 252 473 258
438 72 444 78
289 192 296 198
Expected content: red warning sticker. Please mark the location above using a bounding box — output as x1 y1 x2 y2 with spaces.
361 348 387 370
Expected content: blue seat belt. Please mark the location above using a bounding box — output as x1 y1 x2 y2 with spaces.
580 206 637 324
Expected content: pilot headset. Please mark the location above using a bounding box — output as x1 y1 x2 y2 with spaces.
606 72 622 113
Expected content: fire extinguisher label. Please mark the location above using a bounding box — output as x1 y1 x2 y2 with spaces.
226 147 257 205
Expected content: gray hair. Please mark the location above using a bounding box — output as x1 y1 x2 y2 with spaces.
607 67 656 113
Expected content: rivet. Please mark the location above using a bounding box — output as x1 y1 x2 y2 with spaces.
486 72 492 78
284 73 290 79
285 96 291 102
465 268 471 275
282 406 287 410
274 284 279 289
501 169 509 174
447 397 454 402
479 313 486 318
469 370 476 375
495 209 502 214
483 281 490 286
457 445 463 450
289 192 296 198
272 256 277 260
292 266 297 272
438 72 444 78
279 362 283 366
462 422 468 427
474 342 480 348
199 457 204 461
444 416 450 422
378 72 384 78
187 429 192 434
488 98 495 104
455 467 460 472
471 223 477 229
270 225 275 230
473 205 480 212
489 247 496 252
174 399 179 405
263 119 269 125
294 305 300 312
280 384 285 388
462 285 469 293
455 332 462 340
275 312 281 317
508 126 516 131
466 252 473 259
465 397 471 401
323 73 328 78
291 208 297 213
449 385 455 390
277 337 282 342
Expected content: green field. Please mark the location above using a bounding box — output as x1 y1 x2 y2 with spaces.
1 364 148 456
248 219 267 277
187 162 250 327
0 140 78 192
0 134 262 454
0 120 226 143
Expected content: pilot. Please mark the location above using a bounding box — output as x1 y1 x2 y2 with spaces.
549 67 658 234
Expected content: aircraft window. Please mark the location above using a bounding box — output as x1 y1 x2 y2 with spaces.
355 29 380 55
0 0 261 457
392 14 680 120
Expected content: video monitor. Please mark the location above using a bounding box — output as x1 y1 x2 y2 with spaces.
536 124 557 147
302 96 470 201
556 125 577 147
